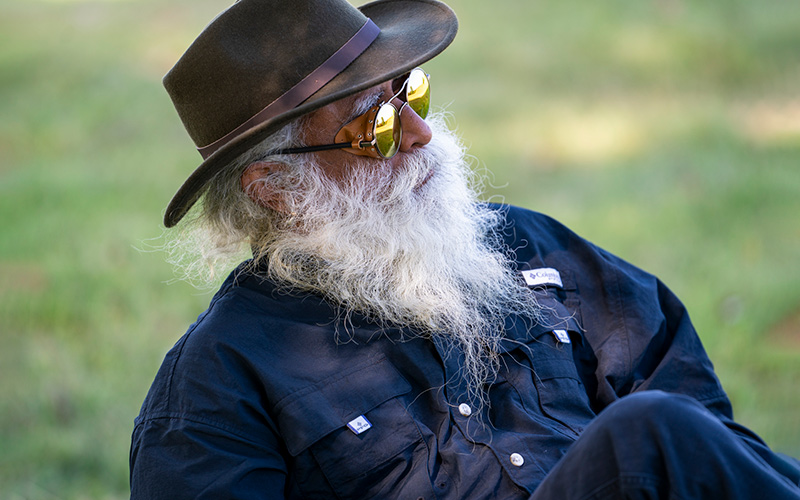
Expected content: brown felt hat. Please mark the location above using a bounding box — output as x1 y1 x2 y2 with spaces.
162 0 458 227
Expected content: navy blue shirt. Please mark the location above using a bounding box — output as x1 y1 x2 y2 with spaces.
130 205 731 499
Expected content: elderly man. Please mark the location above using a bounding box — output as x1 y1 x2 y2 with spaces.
130 0 800 498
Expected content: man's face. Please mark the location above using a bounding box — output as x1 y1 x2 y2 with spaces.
299 79 434 184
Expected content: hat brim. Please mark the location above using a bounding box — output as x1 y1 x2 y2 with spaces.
163 0 458 227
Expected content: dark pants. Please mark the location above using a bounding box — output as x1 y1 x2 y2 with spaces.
530 391 800 499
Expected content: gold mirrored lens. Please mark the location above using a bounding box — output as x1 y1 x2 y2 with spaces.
373 104 400 158
406 69 430 119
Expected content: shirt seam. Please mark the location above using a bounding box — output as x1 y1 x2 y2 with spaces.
694 389 728 403
134 411 263 445
272 354 389 411
610 262 634 387
164 280 236 415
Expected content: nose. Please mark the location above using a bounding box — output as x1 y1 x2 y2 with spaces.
395 99 432 152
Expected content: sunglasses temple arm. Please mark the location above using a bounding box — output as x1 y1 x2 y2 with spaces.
269 141 370 156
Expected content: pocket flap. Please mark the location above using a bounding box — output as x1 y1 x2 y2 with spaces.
500 295 583 353
532 354 579 381
274 356 411 456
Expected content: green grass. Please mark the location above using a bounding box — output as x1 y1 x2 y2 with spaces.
1 0 799 497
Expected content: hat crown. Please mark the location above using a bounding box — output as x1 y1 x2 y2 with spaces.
163 0 368 148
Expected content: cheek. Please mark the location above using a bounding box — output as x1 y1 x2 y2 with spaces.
315 152 395 186
303 100 351 143
312 150 354 183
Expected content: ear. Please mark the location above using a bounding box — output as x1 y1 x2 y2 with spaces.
241 161 288 213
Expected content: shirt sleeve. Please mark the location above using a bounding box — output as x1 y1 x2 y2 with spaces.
571 236 734 420
129 299 292 500
501 206 733 420
130 414 287 499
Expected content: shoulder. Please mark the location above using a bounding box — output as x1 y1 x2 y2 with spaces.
487 203 583 250
488 203 661 283
488 202 565 233
487 203 668 344
134 267 341 428
486 203 610 270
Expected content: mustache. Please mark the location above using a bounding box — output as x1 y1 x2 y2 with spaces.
331 112 460 202
337 148 440 204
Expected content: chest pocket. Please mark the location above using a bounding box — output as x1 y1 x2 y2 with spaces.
273 355 427 499
527 326 595 434
507 287 596 435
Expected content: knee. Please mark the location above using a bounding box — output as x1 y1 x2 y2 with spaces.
608 390 692 418
550 391 719 486
593 390 712 438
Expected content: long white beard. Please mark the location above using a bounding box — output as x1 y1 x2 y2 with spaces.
261 112 541 406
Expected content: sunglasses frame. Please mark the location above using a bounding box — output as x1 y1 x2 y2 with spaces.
270 68 430 159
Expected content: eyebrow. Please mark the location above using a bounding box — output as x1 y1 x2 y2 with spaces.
346 90 384 122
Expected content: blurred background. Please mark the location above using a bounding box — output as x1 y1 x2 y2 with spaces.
1 0 798 497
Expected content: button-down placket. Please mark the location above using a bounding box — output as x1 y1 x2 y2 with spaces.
430 330 549 493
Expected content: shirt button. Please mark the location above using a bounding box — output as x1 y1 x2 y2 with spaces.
509 453 524 467
458 403 472 417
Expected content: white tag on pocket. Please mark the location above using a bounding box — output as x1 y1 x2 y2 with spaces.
553 329 571 344
347 415 372 435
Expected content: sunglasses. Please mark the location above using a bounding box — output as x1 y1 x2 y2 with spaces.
273 68 430 159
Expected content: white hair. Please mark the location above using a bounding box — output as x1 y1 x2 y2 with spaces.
164 112 541 409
